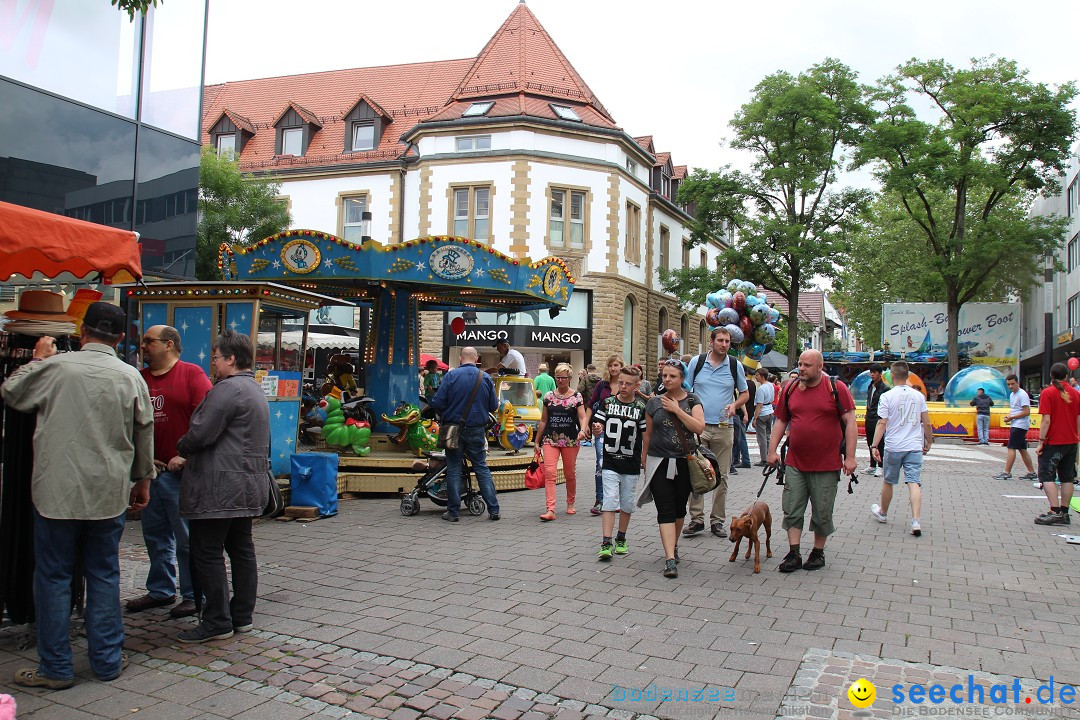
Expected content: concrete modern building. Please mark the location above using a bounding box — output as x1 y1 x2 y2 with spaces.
1019 146 1080 391
0 1 208 280
200 3 724 372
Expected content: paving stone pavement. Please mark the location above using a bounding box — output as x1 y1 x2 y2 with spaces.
3 440 1080 720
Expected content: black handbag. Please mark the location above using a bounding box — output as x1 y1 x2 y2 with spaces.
263 470 285 518
437 369 484 450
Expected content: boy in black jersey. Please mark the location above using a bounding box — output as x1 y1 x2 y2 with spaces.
591 366 647 560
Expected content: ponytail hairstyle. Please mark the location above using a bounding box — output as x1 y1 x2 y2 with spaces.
1051 362 1071 403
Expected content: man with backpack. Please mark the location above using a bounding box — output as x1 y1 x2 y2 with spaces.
681 327 749 539
768 350 857 572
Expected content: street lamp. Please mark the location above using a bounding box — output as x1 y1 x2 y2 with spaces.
360 211 372 244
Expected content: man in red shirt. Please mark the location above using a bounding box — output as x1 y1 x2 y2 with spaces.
768 350 858 572
1033 363 1080 526
126 325 212 618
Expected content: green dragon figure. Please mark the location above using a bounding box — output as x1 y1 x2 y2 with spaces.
381 402 438 456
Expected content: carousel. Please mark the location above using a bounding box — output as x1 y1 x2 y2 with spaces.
133 231 576 494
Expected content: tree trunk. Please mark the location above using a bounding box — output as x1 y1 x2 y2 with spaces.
947 289 961 382
787 278 801 367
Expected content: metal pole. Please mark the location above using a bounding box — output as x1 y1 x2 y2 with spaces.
1044 250 1054 385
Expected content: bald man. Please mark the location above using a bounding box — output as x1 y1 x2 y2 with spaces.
127 325 212 618
768 350 857 573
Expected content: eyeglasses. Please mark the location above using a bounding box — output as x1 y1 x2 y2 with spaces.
555 375 571 380
141 337 163 345
211 354 226 362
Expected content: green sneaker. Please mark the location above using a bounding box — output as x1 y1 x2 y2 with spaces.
598 542 613 561
613 538 628 555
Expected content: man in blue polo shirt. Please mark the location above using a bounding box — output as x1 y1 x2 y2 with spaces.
682 327 749 539
430 346 501 521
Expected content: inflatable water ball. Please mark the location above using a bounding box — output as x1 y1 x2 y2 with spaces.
661 328 681 354
725 323 745 345
883 369 927 398
718 307 739 325
942 366 1009 408
848 370 873 405
749 304 769 325
706 307 723 327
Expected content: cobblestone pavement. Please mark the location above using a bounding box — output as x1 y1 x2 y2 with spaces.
3 440 1080 720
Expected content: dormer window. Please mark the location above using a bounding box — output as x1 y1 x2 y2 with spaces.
351 122 375 152
273 102 321 158
341 95 390 154
551 104 581 122
462 101 494 118
281 128 303 156
216 133 236 158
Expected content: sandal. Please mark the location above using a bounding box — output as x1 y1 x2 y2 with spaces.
540 511 556 521
566 505 576 515
14 668 75 690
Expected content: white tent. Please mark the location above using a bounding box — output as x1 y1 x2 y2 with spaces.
258 331 359 352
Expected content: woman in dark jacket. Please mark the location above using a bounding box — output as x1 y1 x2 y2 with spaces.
170 331 269 643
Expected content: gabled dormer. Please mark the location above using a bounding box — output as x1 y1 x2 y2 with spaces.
272 101 322 157
207 109 255 157
652 152 675 199
340 94 391 153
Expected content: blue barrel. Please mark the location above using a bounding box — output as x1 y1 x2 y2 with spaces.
290 453 339 517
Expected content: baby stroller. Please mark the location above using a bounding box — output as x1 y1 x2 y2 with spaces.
400 450 487 517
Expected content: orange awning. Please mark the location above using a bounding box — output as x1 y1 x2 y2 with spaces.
0 201 142 283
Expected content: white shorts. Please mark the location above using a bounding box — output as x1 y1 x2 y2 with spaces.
601 469 639 513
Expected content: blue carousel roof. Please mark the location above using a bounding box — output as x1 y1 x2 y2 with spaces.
220 231 575 311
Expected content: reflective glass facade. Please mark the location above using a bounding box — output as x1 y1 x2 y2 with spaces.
0 1 207 279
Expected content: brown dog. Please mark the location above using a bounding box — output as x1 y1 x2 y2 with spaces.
728 500 773 573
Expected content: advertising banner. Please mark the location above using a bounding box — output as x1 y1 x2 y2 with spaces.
881 303 1020 367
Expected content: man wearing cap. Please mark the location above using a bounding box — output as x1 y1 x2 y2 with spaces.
2 302 155 689
493 339 527 376
126 325 211 620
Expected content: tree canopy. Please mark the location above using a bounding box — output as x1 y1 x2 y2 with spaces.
111 0 159 20
855 57 1077 376
197 147 291 280
669 58 873 365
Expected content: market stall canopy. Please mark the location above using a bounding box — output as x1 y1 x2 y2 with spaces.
0 201 142 284
420 353 449 371
220 231 575 312
259 330 360 352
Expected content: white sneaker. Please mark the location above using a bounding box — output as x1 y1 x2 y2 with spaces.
870 504 887 523
873 468 883 477
911 519 922 537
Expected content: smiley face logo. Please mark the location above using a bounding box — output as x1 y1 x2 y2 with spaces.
847 678 876 709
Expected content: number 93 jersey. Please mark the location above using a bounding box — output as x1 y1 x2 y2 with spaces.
593 395 647 475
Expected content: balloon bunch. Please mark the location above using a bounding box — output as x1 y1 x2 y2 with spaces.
704 279 781 362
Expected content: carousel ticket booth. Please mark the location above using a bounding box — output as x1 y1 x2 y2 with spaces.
123 282 347 476
218 230 575 493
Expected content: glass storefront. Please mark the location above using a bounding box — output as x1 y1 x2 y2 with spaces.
0 2 206 279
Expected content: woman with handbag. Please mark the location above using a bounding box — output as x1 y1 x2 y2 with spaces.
536 363 589 521
638 359 706 578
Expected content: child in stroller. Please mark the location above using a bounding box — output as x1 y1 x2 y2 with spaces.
400 450 487 517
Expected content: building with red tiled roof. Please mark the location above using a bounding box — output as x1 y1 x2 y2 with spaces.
203 2 726 369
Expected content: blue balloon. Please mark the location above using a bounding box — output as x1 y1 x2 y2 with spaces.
746 295 761 307
727 279 741 294
725 323 745 345
706 291 724 309
718 307 740 325
754 323 776 344
749 342 767 360
749 304 769 325
768 307 781 324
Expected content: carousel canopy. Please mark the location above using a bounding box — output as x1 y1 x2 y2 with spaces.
259 330 360 351
0 201 142 284
220 232 575 312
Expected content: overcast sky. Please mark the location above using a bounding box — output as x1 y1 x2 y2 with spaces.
204 0 1080 179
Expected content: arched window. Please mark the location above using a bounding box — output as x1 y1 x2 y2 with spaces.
623 296 635 362
657 307 668 360
699 320 707 354
680 315 689 355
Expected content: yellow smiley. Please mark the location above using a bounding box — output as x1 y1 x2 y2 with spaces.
847 678 876 709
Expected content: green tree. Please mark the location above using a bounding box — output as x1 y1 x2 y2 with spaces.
111 0 159 20
669 58 874 365
197 146 291 280
856 57 1077 377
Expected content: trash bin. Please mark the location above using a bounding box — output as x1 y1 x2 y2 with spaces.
290 453 339 517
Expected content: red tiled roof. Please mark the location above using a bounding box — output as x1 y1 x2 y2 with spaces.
673 165 687 179
272 101 322 129
201 58 474 171
422 95 617 129
654 151 671 169
340 93 390 120
633 135 654 154
761 289 825 327
449 3 612 122
207 108 254 135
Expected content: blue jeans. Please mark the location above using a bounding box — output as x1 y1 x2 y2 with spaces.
141 470 193 601
883 449 924 485
33 510 126 681
445 425 500 516
976 414 990 444
732 415 750 466
593 438 603 502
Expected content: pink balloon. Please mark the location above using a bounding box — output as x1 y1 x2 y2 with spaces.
1069 357 1079 371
